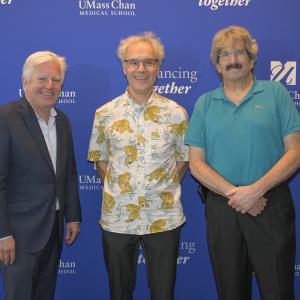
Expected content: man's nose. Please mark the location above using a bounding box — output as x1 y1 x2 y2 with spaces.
228 53 238 63
45 78 54 88
137 61 146 71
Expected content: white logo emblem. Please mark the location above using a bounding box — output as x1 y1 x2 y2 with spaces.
78 0 136 17
0 0 12 4
271 61 296 85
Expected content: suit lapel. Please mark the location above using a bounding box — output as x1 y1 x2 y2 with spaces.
55 112 64 177
18 97 56 175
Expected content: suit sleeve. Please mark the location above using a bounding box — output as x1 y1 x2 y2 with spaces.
64 117 82 223
0 111 13 238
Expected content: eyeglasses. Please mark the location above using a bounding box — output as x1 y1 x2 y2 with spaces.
123 59 159 69
219 49 248 61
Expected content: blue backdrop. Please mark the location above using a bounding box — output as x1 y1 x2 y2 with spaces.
0 0 299 299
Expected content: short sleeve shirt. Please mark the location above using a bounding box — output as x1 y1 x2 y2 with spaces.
88 91 188 235
185 78 300 185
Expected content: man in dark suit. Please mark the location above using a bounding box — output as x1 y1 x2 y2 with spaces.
0 51 81 300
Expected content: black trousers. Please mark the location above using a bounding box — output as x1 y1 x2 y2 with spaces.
102 226 182 300
0 212 61 300
206 183 295 300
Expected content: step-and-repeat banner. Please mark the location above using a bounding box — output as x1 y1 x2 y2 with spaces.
0 1 299 299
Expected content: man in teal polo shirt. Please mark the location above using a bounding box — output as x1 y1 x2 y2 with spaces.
185 25 300 300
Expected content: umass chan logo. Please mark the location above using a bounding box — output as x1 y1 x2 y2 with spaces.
58 259 77 275
18 88 77 104
270 61 297 86
78 174 103 191
270 61 300 107
78 0 136 16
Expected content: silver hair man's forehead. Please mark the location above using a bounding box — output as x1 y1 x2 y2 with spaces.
22 51 67 82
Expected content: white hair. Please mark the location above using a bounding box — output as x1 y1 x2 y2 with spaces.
117 32 165 64
22 51 67 82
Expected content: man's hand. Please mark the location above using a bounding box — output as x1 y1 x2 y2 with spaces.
0 237 16 265
226 185 264 214
65 223 80 246
247 197 268 217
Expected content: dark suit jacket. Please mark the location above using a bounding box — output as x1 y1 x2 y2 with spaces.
0 97 81 253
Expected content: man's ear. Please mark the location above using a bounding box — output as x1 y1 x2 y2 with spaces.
122 64 127 76
22 76 28 89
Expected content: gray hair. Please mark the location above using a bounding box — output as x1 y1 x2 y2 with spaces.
22 51 67 82
117 32 165 64
210 25 258 67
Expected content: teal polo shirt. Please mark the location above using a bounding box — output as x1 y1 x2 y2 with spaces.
185 78 300 185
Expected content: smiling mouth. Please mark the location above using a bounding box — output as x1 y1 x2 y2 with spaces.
134 78 149 81
41 91 54 96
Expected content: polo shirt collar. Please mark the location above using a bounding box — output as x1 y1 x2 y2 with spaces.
212 76 264 102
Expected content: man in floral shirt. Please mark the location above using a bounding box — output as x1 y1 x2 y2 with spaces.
87 32 188 300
